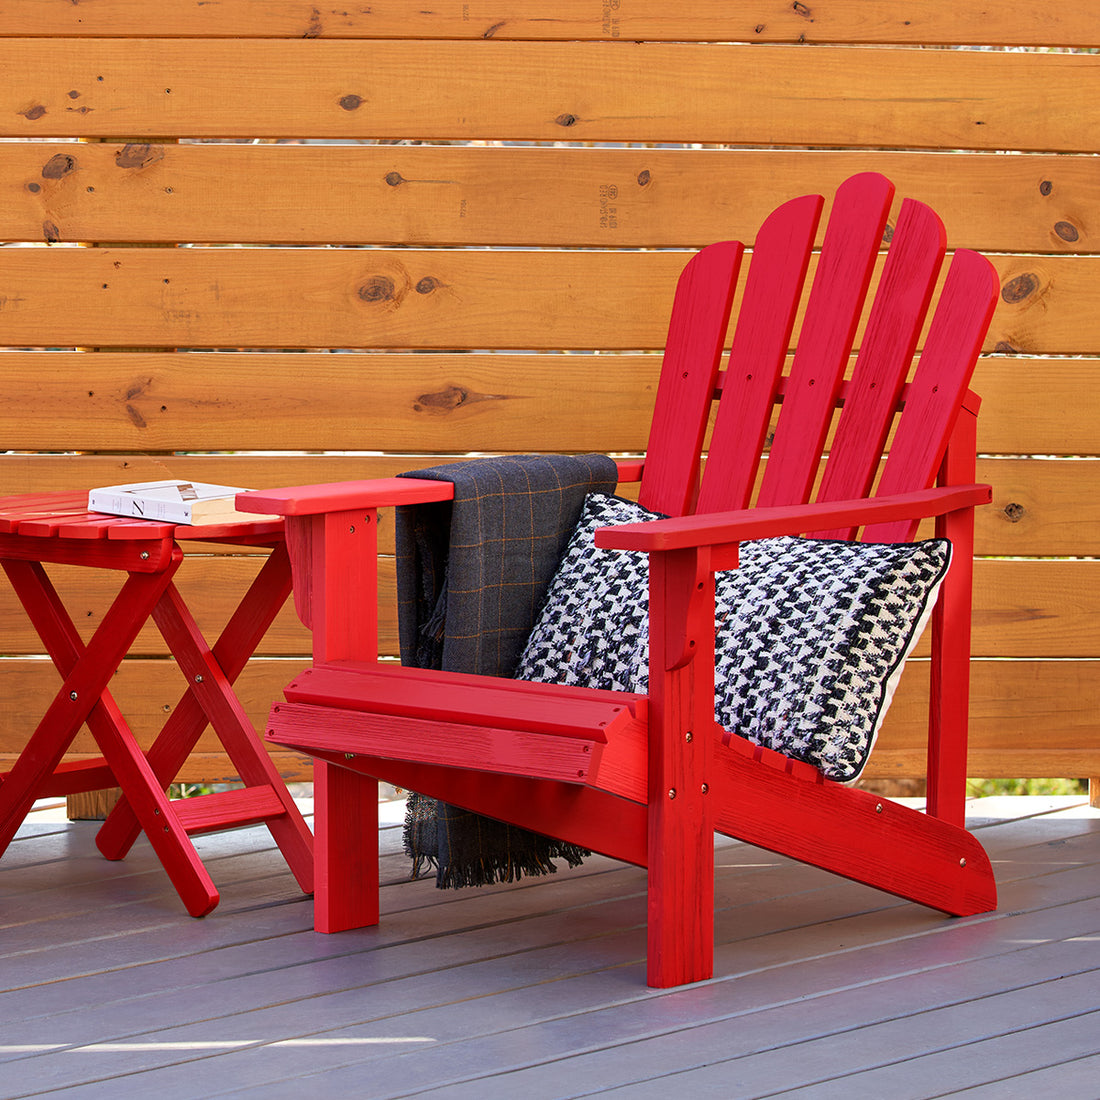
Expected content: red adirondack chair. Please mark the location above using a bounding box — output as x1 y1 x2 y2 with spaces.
239 173 1000 988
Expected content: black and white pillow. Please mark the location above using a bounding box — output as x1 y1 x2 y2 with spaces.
514 493 951 782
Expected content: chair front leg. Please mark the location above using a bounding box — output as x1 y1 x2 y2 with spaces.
646 545 717 987
288 511 383 932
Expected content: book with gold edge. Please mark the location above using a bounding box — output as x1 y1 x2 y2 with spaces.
88 480 276 524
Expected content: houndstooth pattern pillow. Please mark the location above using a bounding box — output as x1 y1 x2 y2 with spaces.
514 493 951 782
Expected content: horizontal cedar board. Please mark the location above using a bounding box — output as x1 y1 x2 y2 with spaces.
0 353 664 454
872 659 1100 778
0 557 1093 660
980 458 1100 557
0 41 1096 151
0 353 1094 457
0 1 1096 45
0 455 1094 558
0 659 1095 781
0 249 1092 354
3 144 1096 253
973 357 1100 457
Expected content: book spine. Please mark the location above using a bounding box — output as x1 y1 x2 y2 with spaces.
88 491 192 523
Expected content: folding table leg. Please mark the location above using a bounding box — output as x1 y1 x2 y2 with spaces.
0 559 165 850
0 555 221 917
97 542 314 892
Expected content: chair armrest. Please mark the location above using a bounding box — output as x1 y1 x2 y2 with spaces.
594 484 991 553
614 459 645 484
236 477 454 517
239 457 645 517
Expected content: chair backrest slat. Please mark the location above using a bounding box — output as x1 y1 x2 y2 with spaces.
638 241 742 517
696 193 823 514
652 173 999 546
863 248 1001 543
755 172 894 509
811 197 947 537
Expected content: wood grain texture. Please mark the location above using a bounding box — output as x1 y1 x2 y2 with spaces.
1 41 1095 151
976 458 1100 557
1 1 1096 44
0 353 664 453
0 10 1094 797
1 248 1096 353
4 145 1094 253
0 353 1093 457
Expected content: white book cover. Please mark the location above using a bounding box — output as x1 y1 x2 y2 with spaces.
88 480 260 524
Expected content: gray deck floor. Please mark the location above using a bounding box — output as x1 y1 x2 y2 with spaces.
2 793 1098 1099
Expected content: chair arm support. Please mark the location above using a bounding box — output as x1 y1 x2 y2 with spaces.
236 478 454 517
594 484 991 553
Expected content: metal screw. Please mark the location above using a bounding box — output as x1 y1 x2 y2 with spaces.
69 691 78 701
960 858 967 867
140 551 149 560
875 803 883 814
701 783 709 795
685 731 693 743
344 753 356 760
194 674 204 684
668 788 677 800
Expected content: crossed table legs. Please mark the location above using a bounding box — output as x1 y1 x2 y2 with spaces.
0 533 313 916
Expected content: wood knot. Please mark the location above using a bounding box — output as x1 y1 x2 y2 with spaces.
20 104 47 121
1001 273 1039 304
42 154 77 179
415 276 443 294
115 143 165 169
555 113 579 127
358 275 396 302
1039 180 1053 196
384 171 405 187
414 385 469 413
1054 221 1079 243
637 169 651 187
1003 502 1026 523
339 94 364 111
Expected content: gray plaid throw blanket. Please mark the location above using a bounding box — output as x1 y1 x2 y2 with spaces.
395 453 619 888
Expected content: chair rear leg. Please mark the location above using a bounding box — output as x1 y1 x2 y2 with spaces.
927 411 980 827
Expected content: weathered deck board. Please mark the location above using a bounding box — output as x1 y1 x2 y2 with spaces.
1 796 1096 1098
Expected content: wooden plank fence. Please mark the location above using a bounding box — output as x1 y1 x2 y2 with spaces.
0 2 1096 798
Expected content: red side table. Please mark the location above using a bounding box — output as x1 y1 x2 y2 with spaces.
0 492 313 916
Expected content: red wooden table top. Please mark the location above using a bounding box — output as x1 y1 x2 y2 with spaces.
0 491 284 542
